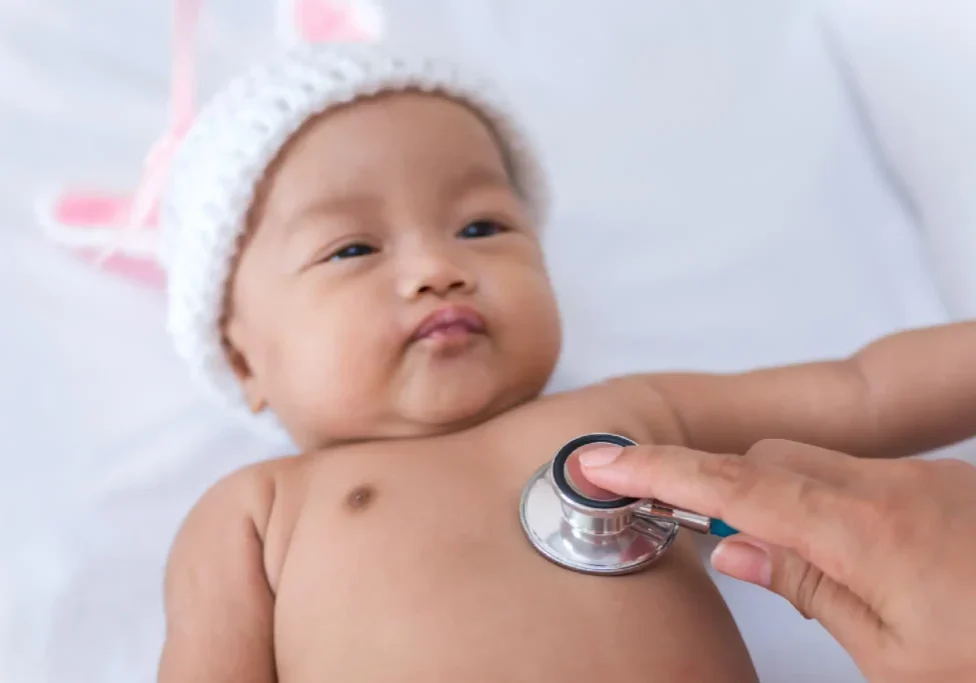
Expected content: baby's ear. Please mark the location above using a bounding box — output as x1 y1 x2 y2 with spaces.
224 327 268 414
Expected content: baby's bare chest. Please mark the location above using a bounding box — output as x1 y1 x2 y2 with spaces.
270 407 632 592
262 401 728 682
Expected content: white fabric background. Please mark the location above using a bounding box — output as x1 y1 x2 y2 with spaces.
1 1 973 681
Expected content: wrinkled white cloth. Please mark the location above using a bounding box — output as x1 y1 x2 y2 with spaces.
2 1 975 682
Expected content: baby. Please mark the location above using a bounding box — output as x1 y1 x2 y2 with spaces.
156 44 759 682
157 44 976 682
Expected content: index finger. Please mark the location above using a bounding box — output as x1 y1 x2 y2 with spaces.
581 444 868 584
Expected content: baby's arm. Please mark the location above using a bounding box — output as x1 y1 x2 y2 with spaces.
634 322 976 458
157 468 276 683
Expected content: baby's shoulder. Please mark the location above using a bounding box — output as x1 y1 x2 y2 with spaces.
171 455 300 553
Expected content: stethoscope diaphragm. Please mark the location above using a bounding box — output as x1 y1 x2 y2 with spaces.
519 433 737 576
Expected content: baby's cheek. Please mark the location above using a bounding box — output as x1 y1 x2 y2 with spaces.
290 319 390 416
517 284 562 376
512 276 560 341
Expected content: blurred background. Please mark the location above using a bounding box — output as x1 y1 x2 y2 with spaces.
1 1 974 681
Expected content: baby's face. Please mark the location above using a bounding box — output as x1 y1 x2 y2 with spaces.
224 92 561 448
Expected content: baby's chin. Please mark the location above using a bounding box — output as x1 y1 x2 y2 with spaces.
399 385 526 433
394 369 542 436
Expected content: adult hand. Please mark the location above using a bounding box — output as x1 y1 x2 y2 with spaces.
578 439 976 683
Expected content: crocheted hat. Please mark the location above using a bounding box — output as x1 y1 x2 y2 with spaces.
160 43 549 442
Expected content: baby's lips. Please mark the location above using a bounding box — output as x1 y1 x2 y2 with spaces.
409 304 487 342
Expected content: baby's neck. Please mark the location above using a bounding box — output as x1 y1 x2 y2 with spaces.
295 391 546 453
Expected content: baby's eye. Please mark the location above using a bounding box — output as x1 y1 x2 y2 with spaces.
327 243 377 261
457 220 507 239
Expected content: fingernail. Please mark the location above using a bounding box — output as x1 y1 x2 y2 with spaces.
578 445 624 468
711 538 772 587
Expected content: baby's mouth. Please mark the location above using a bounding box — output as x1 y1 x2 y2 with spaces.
409 304 488 348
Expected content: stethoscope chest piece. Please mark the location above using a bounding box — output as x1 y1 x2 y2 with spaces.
519 433 681 576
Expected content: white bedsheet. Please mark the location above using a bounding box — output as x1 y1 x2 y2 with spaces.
2 1 974 682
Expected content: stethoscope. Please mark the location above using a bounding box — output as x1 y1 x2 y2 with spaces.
520 433 738 575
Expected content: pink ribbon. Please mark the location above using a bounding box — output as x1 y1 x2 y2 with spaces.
125 0 201 234
42 0 377 288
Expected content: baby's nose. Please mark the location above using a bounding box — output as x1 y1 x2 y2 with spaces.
399 250 475 299
416 273 469 297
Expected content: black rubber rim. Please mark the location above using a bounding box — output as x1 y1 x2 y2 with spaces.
551 433 639 509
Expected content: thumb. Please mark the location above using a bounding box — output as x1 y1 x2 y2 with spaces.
712 536 881 657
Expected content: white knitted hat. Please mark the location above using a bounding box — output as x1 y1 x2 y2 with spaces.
160 43 549 442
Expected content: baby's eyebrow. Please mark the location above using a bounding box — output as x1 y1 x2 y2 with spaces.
446 165 515 199
279 194 378 238
276 164 514 239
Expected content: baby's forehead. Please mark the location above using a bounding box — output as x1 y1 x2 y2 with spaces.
251 94 521 227
272 92 514 182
